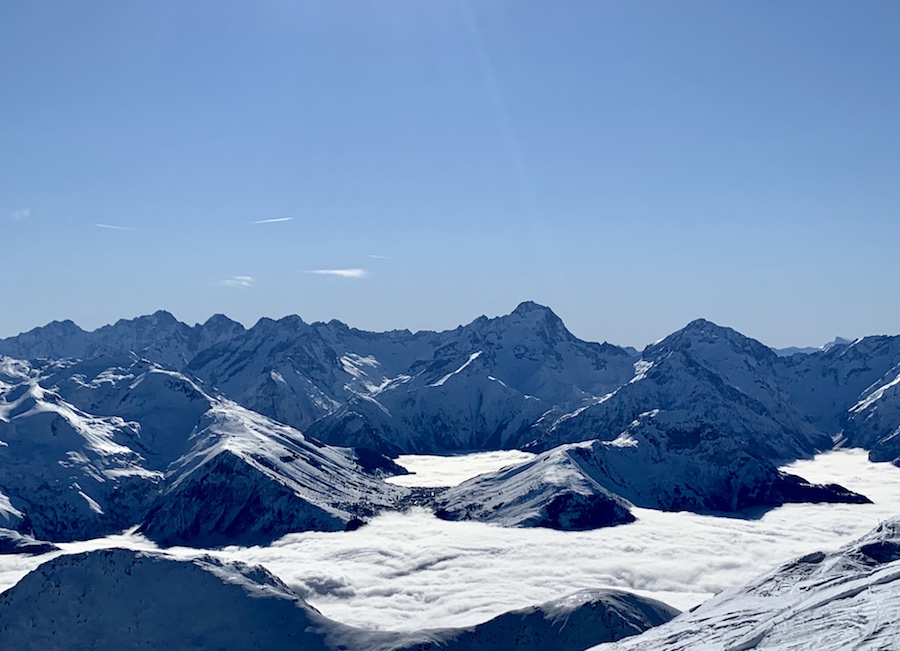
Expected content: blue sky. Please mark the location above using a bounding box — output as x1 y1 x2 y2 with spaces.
2 1 898 348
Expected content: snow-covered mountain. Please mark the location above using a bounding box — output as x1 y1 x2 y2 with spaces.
0 358 161 540
5 305 900 465
0 311 244 370
842 361 900 464
0 356 408 545
435 442 635 530
590 515 900 651
4 305 900 539
528 319 831 462
0 548 678 651
775 335 900 437
436 417 866 529
138 403 410 546
195 301 638 453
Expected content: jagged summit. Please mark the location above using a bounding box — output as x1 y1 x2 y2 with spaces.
511 300 557 317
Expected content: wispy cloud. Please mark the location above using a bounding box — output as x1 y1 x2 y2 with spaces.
9 208 30 221
253 217 293 224
222 275 254 288
306 268 368 279
95 223 139 232
368 254 391 260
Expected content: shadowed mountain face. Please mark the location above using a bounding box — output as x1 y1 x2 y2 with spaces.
0 549 679 651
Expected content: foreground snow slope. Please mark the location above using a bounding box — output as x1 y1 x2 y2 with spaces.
591 515 900 651
0 548 678 651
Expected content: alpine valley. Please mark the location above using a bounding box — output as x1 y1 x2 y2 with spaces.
2 302 900 649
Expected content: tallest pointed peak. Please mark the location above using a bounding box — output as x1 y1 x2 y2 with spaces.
511 301 557 318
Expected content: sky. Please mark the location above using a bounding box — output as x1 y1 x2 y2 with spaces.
2 1 899 348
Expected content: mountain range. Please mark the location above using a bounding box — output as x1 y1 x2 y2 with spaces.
1 303 899 546
3 304 900 650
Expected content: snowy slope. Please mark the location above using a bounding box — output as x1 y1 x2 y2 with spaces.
842 362 900 464
776 335 900 436
0 359 161 540
308 302 637 454
138 403 410 546
0 311 244 370
590 516 900 651
0 548 677 651
0 529 57 555
308 353 550 454
41 356 221 464
437 413 866 528
1 355 409 545
531 319 831 462
434 443 635 529
404 588 679 651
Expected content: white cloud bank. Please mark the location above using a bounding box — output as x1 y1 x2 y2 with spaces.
9 208 30 221
222 275 254 288
1 449 897 634
306 268 368 279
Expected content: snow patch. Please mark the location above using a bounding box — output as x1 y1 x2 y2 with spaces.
430 352 482 387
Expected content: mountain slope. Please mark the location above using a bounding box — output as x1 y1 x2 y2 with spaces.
0 548 678 651
842 362 900 464
1 355 408 545
590 515 900 651
776 335 900 436
0 312 244 370
307 302 638 454
436 413 866 528
434 443 635 529
138 403 410 546
529 319 831 463
0 359 161 540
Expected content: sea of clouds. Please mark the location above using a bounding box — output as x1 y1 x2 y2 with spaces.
1 449 897 632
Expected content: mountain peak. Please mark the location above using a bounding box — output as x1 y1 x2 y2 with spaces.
646 318 774 363
202 313 234 327
511 301 556 318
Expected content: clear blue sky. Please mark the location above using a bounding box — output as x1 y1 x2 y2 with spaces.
2 1 898 348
